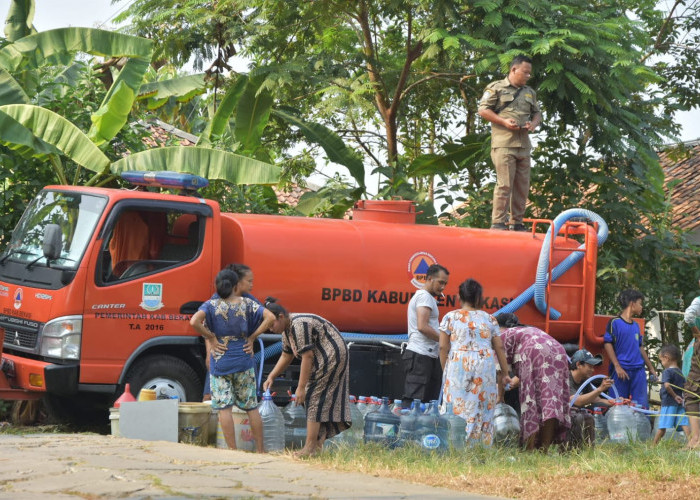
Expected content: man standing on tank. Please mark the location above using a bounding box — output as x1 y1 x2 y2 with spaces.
402 264 449 409
478 55 541 231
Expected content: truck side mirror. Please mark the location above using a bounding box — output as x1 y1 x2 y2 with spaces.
43 224 63 261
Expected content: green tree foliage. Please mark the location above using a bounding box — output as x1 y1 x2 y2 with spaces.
113 0 245 73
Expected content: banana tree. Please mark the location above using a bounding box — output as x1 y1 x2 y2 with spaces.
0 3 279 187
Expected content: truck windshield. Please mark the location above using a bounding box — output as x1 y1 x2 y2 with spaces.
2 190 106 270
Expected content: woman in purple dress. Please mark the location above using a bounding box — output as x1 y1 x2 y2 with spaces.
496 313 571 452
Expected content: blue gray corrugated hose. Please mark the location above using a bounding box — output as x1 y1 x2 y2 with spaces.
494 208 608 319
570 374 619 407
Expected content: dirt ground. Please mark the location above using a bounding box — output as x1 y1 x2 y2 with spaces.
0 433 495 499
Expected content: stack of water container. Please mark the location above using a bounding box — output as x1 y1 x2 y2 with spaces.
364 397 401 448
415 401 449 452
360 398 468 452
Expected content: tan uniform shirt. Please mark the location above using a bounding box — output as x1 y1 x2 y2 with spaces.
478 77 540 149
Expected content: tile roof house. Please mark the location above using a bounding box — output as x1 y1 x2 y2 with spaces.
658 139 700 245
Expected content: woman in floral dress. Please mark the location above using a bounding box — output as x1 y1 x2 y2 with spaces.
496 313 571 451
439 279 510 446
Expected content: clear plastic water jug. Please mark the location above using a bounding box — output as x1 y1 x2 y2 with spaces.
415 400 449 452
632 405 651 441
442 402 466 451
492 403 520 447
593 409 608 443
259 391 285 452
328 395 365 447
283 396 307 449
397 399 422 447
606 401 637 443
364 397 400 447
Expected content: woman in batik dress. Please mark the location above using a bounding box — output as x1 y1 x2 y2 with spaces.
496 313 571 452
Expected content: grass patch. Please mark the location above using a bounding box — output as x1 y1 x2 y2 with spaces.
308 440 700 499
0 423 67 435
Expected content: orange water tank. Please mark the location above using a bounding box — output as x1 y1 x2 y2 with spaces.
220 203 598 344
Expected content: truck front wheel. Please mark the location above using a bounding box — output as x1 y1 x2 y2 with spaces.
124 355 202 402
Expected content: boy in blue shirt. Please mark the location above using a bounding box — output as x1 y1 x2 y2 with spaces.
652 344 690 444
603 289 658 408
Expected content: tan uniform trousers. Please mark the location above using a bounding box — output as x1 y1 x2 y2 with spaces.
490 146 531 225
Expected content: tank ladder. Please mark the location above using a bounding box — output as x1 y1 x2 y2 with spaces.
527 218 596 347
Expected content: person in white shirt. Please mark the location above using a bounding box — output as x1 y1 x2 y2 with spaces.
401 264 449 408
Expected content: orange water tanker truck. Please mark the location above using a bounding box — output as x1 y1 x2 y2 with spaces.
0 172 615 412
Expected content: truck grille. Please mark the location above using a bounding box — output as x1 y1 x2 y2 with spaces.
0 314 42 352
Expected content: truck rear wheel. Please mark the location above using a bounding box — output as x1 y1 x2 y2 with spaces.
124 355 202 402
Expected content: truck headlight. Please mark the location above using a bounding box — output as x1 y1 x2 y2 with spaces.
40 316 82 360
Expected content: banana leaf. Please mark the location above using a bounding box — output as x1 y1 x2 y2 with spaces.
198 74 248 147
137 73 206 101
88 57 152 146
234 75 273 153
0 67 30 105
4 0 36 42
110 146 280 185
0 28 153 71
0 104 110 172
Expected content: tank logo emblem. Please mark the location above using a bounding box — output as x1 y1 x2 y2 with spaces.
140 283 164 312
13 288 23 309
407 251 438 289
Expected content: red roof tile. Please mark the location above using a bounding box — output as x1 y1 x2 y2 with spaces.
658 140 700 232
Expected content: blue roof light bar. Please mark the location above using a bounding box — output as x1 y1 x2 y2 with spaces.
120 171 209 192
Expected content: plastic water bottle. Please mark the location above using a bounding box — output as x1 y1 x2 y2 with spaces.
416 400 449 452
492 403 520 447
606 401 637 443
632 405 651 441
356 396 368 416
347 396 365 443
364 397 400 447
258 391 285 452
593 409 608 443
366 396 380 414
397 399 422 447
390 399 403 416
283 396 307 449
442 402 466 451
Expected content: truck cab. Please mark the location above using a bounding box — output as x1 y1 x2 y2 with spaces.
0 181 219 404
